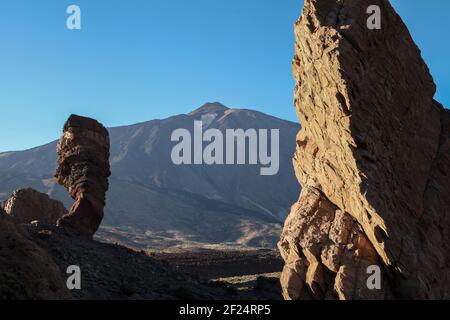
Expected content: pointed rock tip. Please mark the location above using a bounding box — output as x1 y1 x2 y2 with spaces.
188 102 229 116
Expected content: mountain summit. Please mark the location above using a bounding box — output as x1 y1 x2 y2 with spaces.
0 103 300 251
188 102 229 116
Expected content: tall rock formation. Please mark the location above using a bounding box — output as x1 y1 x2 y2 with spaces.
279 0 449 299
0 104 300 250
2 188 67 225
55 115 111 236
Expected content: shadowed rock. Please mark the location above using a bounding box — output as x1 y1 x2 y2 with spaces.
2 188 67 225
55 115 111 236
279 0 449 299
0 103 300 251
0 210 70 299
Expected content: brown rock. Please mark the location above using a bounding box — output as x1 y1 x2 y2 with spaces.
0 212 70 299
279 0 450 299
279 188 386 300
2 188 67 225
55 115 111 236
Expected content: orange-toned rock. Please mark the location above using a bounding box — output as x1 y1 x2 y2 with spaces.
55 115 111 236
279 188 386 300
280 0 450 299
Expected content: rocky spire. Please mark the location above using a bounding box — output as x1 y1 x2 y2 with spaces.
55 115 111 236
279 0 449 299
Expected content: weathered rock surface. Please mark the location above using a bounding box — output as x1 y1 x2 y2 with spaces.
0 103 299 251
0 210 70 299
0 115 246 300
2 188 67 225
55 115 111 236
279 0 449 299
279 188 388 299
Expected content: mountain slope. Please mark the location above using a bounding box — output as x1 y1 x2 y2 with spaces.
0 103 300 250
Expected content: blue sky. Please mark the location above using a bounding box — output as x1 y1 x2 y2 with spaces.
0 0 448 152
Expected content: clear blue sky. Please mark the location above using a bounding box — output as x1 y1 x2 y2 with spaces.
0 0 448 151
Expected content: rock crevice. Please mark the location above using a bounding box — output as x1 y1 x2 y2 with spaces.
279 0 449 299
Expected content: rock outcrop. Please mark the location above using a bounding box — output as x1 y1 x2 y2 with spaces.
1 115 243 300
279 0 449 299
0 210 70 299
2 188 67 225
279 188 388 299
1 205 239 300
0 103 300 251
55 115 111 236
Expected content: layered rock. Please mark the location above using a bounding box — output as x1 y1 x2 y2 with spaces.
279 0 449 299
2 188 67 225
55 115 111 236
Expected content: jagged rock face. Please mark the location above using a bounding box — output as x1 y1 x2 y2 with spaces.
2 188 67 225
55 115 111 236
279 188 388 299
0 212 70 299
279 0 450 299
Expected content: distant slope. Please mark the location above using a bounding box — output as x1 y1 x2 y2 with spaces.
0 103 300 250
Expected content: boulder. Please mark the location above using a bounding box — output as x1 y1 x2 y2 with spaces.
2 188 67 225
